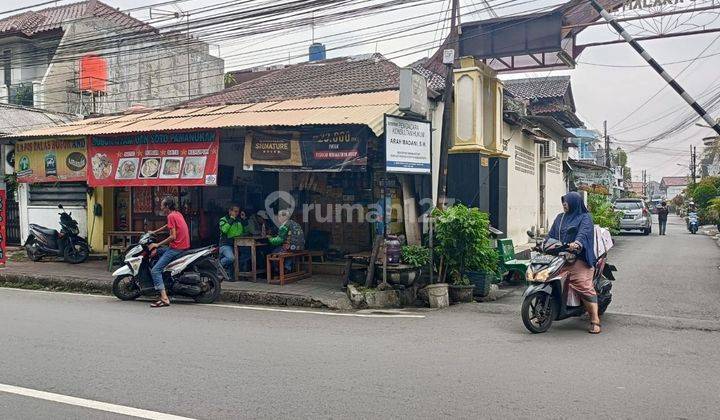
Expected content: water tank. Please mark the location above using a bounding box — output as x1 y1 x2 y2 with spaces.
309 43 326 62
79 54 108 92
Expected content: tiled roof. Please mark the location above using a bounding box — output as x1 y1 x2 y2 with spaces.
503 76 571 100
186 54 401 106
0 0 154 37
661 176 688 187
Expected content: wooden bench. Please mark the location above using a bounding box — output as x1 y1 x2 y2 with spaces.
266 251 312 285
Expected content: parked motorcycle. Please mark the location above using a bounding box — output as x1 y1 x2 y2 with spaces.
521 229 616 334
687 212 699 234
111 233 227 304
25 204 90 264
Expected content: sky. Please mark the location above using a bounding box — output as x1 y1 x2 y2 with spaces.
8 0 720 181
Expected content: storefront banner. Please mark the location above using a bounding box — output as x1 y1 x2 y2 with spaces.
0 188 6 265
87 130 220 187
15 138 87 183
385 115 431 174
243 126 369 172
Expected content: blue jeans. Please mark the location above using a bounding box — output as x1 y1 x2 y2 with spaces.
151 247 183 291
219 244 249 279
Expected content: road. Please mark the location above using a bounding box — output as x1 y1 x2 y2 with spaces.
1 214 719 419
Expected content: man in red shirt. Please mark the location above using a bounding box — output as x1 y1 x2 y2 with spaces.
148 196 190 307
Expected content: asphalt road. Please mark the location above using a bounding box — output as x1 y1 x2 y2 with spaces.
611 214 720 321
1 214 719 419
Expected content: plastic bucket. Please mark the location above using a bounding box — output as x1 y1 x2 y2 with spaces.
425 283 449 309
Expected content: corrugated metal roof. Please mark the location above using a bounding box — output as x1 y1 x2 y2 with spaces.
10 90 400 138
0 103 79 135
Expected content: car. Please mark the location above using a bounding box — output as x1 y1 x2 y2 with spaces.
614 198 652 235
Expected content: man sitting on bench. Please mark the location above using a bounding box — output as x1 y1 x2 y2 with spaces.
268 209 305 272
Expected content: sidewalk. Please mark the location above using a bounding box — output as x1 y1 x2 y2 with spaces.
0 257 352 310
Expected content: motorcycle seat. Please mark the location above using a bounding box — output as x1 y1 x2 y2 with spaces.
30 224 58 237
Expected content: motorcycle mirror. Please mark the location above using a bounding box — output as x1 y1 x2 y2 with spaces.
526 230 535 239
58 204 64 209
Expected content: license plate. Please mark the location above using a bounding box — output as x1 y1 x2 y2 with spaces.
623 215 634 219
532 255 556 264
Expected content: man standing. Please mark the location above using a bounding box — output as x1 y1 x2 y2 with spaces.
657 201 669 236
219 204 247 281
148 196 190 307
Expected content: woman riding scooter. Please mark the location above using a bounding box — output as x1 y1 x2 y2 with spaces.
547 192 601 334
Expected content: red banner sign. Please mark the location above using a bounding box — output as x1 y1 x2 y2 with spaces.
0 189 6 266
87 130 220 187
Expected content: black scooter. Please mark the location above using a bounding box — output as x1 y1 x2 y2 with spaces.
521 229 616 334
25 204 90 264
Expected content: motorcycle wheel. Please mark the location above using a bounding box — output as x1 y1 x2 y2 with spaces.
521 292 557 334
64 242 89 264
25 239 42 262
194 269 222 304
112 275 141 301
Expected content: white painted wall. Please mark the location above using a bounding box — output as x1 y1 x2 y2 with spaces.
506 123 539 245
17 183 87 244
665 185 685 200
544 157 566 229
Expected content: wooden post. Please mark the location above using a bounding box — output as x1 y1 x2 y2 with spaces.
365 235 383 288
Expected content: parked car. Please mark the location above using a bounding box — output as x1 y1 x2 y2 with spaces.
614 198 652 235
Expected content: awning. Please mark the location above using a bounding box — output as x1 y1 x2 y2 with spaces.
8 90 401 139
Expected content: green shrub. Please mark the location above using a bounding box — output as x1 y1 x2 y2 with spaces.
692 181 718 209
432 204 498 277
588 193 620 235
400 245 430 268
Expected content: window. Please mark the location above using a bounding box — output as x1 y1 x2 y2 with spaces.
613 201 642 210
28 182 87 207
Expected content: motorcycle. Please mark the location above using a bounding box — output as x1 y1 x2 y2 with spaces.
687 212 699 234
25 204 90 264
111 232 228 304
521 229 616 334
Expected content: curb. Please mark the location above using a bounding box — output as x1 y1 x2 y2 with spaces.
0 271 350 310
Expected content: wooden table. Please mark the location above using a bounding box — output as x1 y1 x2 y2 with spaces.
234 236 271 281
106 231 144 270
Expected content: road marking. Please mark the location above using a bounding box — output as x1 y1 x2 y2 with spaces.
205 303 426 318
0 287 426 319
0 383 196 420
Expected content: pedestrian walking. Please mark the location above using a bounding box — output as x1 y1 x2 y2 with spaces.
657 201 669 236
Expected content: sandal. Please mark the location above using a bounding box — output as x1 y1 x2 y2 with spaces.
588 322 601 334
150 300 170 308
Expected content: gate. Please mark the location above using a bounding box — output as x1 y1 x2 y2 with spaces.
6 193 20 245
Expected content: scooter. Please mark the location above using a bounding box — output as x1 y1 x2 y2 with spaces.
111 232 228 304
687 212 699 234
25 204 90 264
520 229 616 334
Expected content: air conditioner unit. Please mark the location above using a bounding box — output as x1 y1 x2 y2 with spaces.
540 140 558 161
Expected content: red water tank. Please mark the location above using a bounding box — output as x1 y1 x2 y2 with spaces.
79 54 108 92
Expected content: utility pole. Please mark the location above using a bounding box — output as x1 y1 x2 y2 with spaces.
436 0 460 207
642 169 647 197
604 120 610 167
691 145 697 185
589 0 720 137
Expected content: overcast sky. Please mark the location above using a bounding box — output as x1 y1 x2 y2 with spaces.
10 0 720 181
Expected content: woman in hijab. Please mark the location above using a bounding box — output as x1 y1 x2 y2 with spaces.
547 191 601 334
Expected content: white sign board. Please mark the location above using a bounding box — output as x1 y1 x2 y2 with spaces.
385 115 431 174
399 68 428 117
443 49 455 65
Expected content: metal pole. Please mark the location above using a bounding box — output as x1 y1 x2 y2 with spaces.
589 0 720 136
604 120 610 167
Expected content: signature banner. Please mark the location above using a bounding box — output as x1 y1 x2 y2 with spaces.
87 130 220 187
244 126 369 172
15 138 87 183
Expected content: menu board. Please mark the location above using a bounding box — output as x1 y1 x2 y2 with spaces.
87 130 220 187
15 138 87 183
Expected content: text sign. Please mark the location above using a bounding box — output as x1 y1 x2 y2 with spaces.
0 188 6 265
399 68 428 117
385 115 431 174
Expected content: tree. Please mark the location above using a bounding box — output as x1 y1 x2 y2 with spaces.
223 72 237 88
588 193 620 234
692 180 718 209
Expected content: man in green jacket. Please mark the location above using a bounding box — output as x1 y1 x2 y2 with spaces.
219 204 247 281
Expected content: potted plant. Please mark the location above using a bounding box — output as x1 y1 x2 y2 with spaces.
448 270 474 303
433 204 499 299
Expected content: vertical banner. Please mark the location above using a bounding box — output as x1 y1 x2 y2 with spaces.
0 188 6 266
384 115 432 174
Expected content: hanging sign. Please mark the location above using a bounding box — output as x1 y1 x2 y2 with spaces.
0 187 6 266
87 130 220 187
15 138 87 183
244 126 368 172
384 115 432 174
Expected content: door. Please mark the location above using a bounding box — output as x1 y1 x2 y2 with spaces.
539 163 546 231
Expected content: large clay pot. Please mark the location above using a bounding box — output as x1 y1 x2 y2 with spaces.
449 284 475 303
